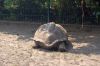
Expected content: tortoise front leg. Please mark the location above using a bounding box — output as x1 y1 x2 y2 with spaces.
33 41 41 49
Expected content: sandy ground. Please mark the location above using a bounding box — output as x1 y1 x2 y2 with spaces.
0 23 100 66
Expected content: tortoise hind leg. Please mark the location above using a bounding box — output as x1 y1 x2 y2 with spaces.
65 40 73 50
58 42 67 52
58 41 73 52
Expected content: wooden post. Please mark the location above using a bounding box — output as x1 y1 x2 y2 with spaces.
48 0 51 22
81 0 86 28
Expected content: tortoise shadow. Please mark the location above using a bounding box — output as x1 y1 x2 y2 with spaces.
68 31 100 55
33 30 100 55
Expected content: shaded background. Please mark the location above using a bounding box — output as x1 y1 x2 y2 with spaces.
0 0 100 25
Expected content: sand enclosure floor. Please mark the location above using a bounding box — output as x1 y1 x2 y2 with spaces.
0 23 100 66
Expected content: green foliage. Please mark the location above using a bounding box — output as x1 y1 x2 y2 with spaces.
0 0 99 24
4 0 18 9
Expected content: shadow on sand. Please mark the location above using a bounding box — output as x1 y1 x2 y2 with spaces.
68 31 100 55
0 23 100 55
0 23 41 41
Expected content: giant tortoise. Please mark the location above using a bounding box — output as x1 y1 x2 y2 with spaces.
33 22 73 52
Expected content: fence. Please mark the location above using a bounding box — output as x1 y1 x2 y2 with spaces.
0 0 99 25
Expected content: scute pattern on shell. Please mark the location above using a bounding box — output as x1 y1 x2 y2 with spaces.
33 22 70 49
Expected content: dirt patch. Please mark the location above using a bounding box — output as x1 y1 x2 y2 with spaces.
0 23 100 66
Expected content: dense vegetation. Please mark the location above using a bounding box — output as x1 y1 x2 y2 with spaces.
0 0 100 24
